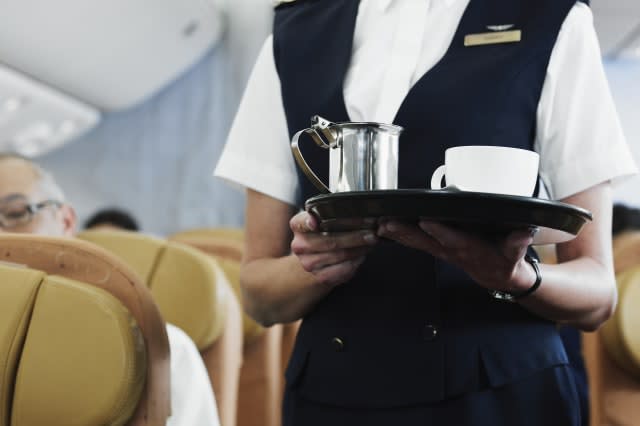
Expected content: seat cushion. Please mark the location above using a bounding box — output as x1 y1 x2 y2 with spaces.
602 266 640 378
0 265 44 426
216 257 264 342
11 276 146 426
77 230 165 284
150 242 228 350
613 231 640 274
169 230 265 342
171 228 245 244
170 235 244 263
78 231 229 351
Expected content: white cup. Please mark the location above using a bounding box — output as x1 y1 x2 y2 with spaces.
430 146 540 196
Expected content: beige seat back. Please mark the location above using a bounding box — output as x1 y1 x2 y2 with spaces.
602 267 640 379
77 230 241 426
77 230 228 351
613 231 640 274
170 228 290 426
0 234 170 426
169 229 264 341
583 233 640 426
169 229 300 366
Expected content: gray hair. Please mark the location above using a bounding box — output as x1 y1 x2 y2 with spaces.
0 153 67 202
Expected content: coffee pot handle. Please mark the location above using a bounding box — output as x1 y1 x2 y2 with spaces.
291 128 331 193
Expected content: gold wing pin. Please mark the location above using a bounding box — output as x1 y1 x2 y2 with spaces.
465 24 521 47
486 24 514 31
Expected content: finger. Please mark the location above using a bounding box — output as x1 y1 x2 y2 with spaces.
377 220 419 237
500 228 536 263
300 246 372 273
419 221 487 251
325 217 377 230
289 211 317 233
291 229 377 255
378 221 448 258
312 256 367 287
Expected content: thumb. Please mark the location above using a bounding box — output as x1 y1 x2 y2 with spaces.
501 228 535 263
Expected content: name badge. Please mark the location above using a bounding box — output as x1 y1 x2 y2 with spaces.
464 30 521 47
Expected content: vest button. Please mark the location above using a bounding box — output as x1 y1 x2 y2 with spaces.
423 324 438 341
331 337 345 352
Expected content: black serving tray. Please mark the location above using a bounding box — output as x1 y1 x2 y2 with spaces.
305 189 593 245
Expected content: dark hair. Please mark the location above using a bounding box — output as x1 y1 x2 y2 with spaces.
84 208 139 231
612 203 640 237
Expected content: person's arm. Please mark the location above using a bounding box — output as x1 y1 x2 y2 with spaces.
519 182 615 330
240 189 377 326
377 182 615 331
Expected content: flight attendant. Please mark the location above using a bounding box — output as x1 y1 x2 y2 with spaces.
215 0 637 424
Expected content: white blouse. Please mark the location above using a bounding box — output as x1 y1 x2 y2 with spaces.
215 0 637 204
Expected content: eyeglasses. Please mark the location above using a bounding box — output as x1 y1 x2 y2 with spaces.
0 198 62 229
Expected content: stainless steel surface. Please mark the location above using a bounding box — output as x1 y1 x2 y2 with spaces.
291 115 403 193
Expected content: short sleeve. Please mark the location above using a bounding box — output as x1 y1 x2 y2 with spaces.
535 3 638 200
214 35 300 206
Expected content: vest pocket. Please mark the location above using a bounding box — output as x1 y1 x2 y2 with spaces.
478 323 569 388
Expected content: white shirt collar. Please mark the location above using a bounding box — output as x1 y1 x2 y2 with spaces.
376 0 456 13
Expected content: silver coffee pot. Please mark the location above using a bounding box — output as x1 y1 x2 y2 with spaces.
291 115 403 193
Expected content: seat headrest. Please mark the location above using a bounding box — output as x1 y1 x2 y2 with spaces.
7 271 146 425
0 234 171 426
150 242 229 348
77 230 165 283
170 228 245 245
169 235 243 264
613 231 640 274
602 265 640 379
77 230 229 350
0 266 44 426
170 228 265 342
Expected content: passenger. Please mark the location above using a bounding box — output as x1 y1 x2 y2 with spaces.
84 207 140 231
610 203 640 275
0 153 220 426
612 203 640 237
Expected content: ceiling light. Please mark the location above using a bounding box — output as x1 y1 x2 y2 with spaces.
58 119 77 135
0 0 224 110
2 97 23 113
0 64 100 157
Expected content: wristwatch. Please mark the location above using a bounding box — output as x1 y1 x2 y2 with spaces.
489 255 542 303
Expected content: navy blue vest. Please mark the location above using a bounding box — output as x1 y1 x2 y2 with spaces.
275 0 575 407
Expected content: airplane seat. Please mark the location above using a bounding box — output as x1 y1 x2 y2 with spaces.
581 231 640 426
166 228 262 340
167 229 302 357
170 228 289 426
76 230 242 426
0 234 170 426
612 231 640 275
